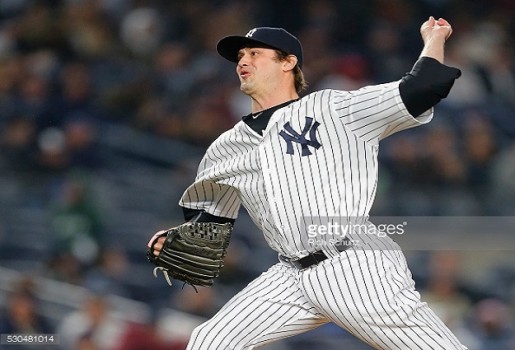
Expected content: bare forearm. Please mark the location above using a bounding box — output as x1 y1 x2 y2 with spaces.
420 37 446 63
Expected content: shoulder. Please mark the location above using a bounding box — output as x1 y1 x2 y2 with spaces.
293 89 352 112
209 121 245 141
203 121 250 155
298 88 357 103
299 89 337 100
205 124 237 152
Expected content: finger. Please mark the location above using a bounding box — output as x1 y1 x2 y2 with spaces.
420 17 433 33
445 26 453 40
153 238 165 256
147 230 166 248
436 18 452 39
437 18 449 26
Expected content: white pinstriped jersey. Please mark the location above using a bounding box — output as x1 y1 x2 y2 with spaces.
179 81 432 258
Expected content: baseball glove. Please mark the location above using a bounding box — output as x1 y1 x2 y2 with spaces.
147 222 233 289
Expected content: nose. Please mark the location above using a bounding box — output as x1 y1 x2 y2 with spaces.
237 59 247 68
237 51 250 66
237 59 248 74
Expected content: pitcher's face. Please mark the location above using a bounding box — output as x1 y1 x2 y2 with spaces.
236 47 283 95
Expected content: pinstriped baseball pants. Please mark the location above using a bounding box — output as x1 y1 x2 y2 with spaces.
186 236 468 350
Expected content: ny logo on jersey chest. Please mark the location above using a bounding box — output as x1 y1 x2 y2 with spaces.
279 117 322 156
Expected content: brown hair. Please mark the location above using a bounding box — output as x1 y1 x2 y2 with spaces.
275 50 308 94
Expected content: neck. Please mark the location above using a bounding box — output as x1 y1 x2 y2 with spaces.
251 92 299 113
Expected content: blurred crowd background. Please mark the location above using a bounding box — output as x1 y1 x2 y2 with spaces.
0 0 514 349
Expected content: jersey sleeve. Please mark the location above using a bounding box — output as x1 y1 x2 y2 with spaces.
399 57 461 117
179 180 241 219
331 81 432 143
178 151 241 220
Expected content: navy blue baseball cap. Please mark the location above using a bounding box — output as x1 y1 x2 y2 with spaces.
217 27 303 68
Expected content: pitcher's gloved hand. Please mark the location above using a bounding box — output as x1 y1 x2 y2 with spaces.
147 222 233 289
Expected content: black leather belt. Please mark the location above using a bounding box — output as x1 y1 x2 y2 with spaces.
280 238 353 269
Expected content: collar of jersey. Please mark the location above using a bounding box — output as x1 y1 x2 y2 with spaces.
242 99 299 136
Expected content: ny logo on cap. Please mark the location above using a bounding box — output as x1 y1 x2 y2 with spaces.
245 28 258 38
279 117 322 156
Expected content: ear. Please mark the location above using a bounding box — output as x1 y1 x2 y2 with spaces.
282 55 298 72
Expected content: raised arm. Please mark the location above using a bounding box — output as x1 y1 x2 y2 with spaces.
399 16 461 117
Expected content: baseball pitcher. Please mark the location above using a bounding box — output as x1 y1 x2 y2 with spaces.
147 16 467 350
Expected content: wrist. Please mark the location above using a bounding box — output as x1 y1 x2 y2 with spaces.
423 35 447 47
420 37 446 63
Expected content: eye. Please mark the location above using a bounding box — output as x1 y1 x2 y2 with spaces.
237 49 260 61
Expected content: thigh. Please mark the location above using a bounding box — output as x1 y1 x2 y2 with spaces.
300 241 468 350
187 263 327 350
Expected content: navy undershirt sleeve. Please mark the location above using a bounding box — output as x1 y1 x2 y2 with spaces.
182 207 235 225
399 56 461 117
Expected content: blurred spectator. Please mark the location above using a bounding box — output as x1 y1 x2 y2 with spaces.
83 247 131 297
14 70 52 127
0 116 37 171
49 173 106 269
57 294 126 350
297 23 334 90
0 276 54 350
466 298 515 350
45 251 83 285
74 332 100 350
152 41 194 110
462 113 498 201
13 2 67 53
315 53 373 91
63 116 103 170
379 122 480 215
420 252 472 333
217 238 254 290
182 95 235 147
61 1 116 59
115 319 187 350
365 18 414 83
32 114 103 173
459 21 515 106
0 54 26 121
120 6 163 58
488 143 515 214
443 34 491 108
43 61 103 130
422 124 466 187
35 126 69 173
171 286 219 319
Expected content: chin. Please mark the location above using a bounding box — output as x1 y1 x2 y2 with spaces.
240 83 252 95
